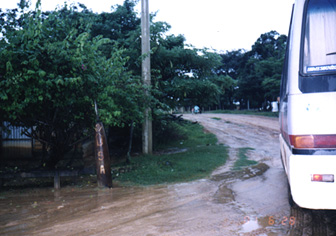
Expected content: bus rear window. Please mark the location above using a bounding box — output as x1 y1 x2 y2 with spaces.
303 0 336 74
300 0 336 93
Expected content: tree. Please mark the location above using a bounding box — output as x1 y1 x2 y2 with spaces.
216 50 247 109
218 49 247 79
75 2 228 114
150 27 229 110
90 0 141 70
235 31 287 109
0 1 138 168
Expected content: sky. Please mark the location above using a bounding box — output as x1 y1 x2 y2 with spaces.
1 0 294 52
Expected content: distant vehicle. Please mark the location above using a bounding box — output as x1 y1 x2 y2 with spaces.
279 0 336 209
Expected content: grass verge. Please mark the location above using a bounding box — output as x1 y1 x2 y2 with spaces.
207 110 279 117
211 117 221 120
113 121 228 186
233 147 258 170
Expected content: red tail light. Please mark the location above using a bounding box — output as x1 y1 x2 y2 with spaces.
289 135 336 149
311 174 334 182
312 174 323 182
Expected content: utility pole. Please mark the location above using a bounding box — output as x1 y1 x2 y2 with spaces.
141 0 152 154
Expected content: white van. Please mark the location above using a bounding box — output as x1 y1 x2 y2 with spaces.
280 0 336 209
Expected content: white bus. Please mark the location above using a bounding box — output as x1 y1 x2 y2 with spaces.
280 0 336 209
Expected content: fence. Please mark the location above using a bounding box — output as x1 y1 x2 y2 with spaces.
1 122 34 159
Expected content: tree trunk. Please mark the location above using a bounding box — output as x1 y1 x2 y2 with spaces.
44 147 63 170
126 122 134 164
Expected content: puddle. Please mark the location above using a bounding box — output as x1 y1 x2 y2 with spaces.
241 216 261 233
211 163 270 182
0 179 246 236
239 216 271 235
213 184 235 204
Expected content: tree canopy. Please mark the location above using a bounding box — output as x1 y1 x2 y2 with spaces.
202 31 288 110
0 0 142 167
0 0 287 167
220 31 287 109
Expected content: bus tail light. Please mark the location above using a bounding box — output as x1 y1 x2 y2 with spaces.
311 174 334 182
289 135 336 149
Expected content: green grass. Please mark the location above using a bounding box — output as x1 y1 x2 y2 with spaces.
211 117 221 120
233 147 258 170
155 120 218 149
207 110 279 117
114 121 228 186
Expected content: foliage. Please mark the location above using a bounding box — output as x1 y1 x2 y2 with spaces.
90 0 141 72
153 115 217 150
237 31 287 108
0 1 141 167
219 31 287 109
218 49 247 79
0 0 287 170
151 29 232 109
152 114 188 149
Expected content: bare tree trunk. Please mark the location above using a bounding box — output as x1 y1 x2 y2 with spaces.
126 122 134 164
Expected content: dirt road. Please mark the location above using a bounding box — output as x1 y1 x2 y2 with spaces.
1 114 336 235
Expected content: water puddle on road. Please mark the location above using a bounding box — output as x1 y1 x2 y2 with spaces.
240 216 265 234
0 179 244 236
0 164 291 236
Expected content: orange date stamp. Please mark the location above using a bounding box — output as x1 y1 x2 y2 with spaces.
244 216 296 226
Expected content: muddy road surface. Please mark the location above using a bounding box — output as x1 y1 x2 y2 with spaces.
1 114 336 235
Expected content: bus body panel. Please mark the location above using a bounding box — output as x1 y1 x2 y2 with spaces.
280 0 336 210
288 92 336 135
290 154 336 209
280 134 336 209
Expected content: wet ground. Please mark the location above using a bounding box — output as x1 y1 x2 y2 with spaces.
1 113 336 235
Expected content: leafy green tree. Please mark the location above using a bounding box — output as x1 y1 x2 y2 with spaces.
218 49 247 79
47 0 144 126
0 1 139 168
150 28 230 110
216 50 248 109
235 31 287 109
90 0 141 71
73 2 228 114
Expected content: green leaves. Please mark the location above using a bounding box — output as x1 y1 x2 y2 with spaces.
38 70 46 78
231 31 287 108
0 91 8 100
6 61 13 73
151 31 226 109
0 1 138 167
0 0 287 167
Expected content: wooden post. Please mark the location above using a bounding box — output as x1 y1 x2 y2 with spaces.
94 122 112 188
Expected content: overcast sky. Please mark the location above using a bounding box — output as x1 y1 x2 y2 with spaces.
1 0 294 52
